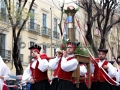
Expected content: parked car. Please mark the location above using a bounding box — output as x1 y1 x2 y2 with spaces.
6 75 31 90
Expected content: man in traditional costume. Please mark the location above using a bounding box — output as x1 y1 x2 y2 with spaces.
90 49 118 90
22 44 50 90
54 41 80 90
49 48 63 90
0 56 10 90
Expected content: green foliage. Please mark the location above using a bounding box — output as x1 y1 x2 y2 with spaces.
60 39 67 50
74 45 88 56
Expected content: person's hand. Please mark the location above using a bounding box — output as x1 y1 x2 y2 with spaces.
30 78 35 84
0 76 4 80
56 52 62 57
103 65 109 69
62 50 67 58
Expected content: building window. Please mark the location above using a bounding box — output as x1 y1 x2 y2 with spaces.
0 34 5 58
43 45 47 54
30 41 35 47
1 0 6 21
42 13 47 27
30 9 35 29
54 48 56 56
54 18 57 31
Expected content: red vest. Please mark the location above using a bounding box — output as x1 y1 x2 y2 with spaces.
93 60 116 82
57 56 75 81
53 58 62 77
30 61 48 82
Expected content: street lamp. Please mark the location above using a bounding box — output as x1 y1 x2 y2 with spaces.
65 6 77 42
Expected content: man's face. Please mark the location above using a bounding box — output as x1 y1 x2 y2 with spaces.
31 50 38 57
98 52 106 60
66 44 74 54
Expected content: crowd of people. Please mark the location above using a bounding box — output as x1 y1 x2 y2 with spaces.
0 40 120 90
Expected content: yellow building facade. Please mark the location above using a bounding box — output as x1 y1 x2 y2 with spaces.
0 0 65 75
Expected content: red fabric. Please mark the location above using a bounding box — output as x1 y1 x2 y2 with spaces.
100 68 117 85
58 56 75 81
40 54 50 60
3 82 8 90
30 61 48 82
53 58 62 76
93 60 108 82
85 74 93 87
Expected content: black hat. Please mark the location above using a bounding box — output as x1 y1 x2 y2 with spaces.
66 41 80 47
29 44 41 51
98 48 108 53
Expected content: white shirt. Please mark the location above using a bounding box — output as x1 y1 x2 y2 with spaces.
49 54 78 72
90 60 117 78
22 57 49 82
80 65 87 76
0 56 10 90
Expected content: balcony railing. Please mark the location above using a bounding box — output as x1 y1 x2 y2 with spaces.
41 26 51 37
28 22 40 34
53 31 59 39
0 12 8 22
0 49 11 61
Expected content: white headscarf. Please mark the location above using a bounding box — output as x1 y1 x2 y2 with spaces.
0 56 10 90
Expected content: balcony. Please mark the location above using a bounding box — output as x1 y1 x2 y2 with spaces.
41 26 51 37
28 22 40 34
0 49 11 62
0 12 8 22
53 31 60 39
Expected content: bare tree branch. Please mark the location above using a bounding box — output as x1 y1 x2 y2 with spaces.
58 1 64 36
4 0 13 25
19 0 27 16
17 0 35 39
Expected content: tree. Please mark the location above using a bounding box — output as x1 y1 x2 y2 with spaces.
73 0 120 57
3 0 35 75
